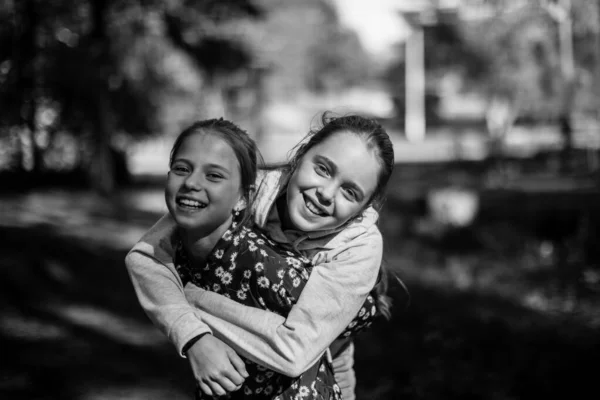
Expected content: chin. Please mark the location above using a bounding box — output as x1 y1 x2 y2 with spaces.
287 211 311 232
292 216 327 232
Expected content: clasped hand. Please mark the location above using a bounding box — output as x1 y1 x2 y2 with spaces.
186 334 249 397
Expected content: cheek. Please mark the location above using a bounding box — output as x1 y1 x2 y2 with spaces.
335 200 362 220
292 164 314 186
165 179 176 197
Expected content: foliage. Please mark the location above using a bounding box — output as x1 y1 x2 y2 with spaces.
386 1 600 124
304 3 371 93
0 0 263 189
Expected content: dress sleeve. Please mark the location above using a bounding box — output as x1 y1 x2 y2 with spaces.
183 227 383 377
125 214 212 356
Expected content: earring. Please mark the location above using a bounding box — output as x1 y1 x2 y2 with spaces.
234 198 247 212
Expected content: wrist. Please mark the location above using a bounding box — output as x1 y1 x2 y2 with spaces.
182 333 210 356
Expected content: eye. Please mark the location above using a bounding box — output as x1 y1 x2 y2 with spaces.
342 187 357 201
207 173 225 182
171 165 189 175
315 163 329 176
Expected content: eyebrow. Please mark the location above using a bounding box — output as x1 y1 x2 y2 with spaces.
205 163 231 174
318 156 365 199
172 159 231 174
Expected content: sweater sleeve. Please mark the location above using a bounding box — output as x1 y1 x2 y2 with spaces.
183 227 382 377
124 214 212 356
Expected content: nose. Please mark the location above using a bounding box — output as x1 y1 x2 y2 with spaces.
316 184 335 205
183 173 203 191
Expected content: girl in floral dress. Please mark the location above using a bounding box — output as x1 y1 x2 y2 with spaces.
175 210 378 399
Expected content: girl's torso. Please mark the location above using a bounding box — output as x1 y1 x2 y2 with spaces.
175 217 377 400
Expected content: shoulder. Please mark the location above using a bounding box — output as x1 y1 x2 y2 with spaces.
254 168 288 197
126 213 178 266
325 207 382 250
252 168 290 227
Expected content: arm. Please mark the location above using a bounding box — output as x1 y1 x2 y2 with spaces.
125 214 248 394
125 213 211 354
183 227 383 377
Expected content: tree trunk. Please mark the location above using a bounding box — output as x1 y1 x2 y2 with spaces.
87 0 116 195
13 0 40 173
90 92 115 195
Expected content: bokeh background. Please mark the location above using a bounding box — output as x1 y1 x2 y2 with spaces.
1 0 600 399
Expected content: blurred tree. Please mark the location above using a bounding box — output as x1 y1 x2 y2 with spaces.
385 1 600 170
0 0 263 193
384 10 488 129
305 2 371 94
464 0 600 171
236 0 373 97
1 0 39 172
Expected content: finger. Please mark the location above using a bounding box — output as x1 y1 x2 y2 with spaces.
221 368 245 388
228 352 249 378
212 375 242 393
233 382 244 392
197 381 213 397
207 380 227 397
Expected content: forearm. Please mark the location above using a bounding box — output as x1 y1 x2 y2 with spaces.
126 249 211 356
181 227 382 376
183 251 378 376
183 293 312 377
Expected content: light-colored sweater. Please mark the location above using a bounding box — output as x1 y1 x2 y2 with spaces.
125 168 383 379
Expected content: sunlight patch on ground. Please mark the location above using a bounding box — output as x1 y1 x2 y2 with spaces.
51 304 166 347
0 312 68 340
0 189 153 249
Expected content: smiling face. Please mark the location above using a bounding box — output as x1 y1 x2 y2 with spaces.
284 131 381 232
165 131 242 239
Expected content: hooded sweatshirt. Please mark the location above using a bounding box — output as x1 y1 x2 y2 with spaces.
125 168 383 379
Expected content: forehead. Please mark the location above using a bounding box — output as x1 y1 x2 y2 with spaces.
176 132 239 168
307 131 380 193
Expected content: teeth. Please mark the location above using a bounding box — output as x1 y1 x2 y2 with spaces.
305 198 326 216
178 198 206 208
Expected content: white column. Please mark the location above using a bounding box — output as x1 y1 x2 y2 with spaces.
405 24 426 142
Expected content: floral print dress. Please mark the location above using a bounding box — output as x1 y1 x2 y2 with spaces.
174 216 378 400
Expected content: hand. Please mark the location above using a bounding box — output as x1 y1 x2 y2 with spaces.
186 334 249 396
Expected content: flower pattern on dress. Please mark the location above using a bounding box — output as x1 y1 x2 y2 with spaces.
174 218 380 400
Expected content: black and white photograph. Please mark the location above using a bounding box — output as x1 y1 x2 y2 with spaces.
1 1 599 399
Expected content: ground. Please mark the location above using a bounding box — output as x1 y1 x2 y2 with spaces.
1 165 599 399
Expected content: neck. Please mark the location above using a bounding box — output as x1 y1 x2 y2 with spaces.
178 216 233 263
276 194 295 231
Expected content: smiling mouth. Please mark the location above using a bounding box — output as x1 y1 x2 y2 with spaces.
303 195 328 217
176 198 207 210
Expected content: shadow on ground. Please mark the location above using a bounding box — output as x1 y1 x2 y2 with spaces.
0 212 195 400
1 184 599 400
354 280 599 400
